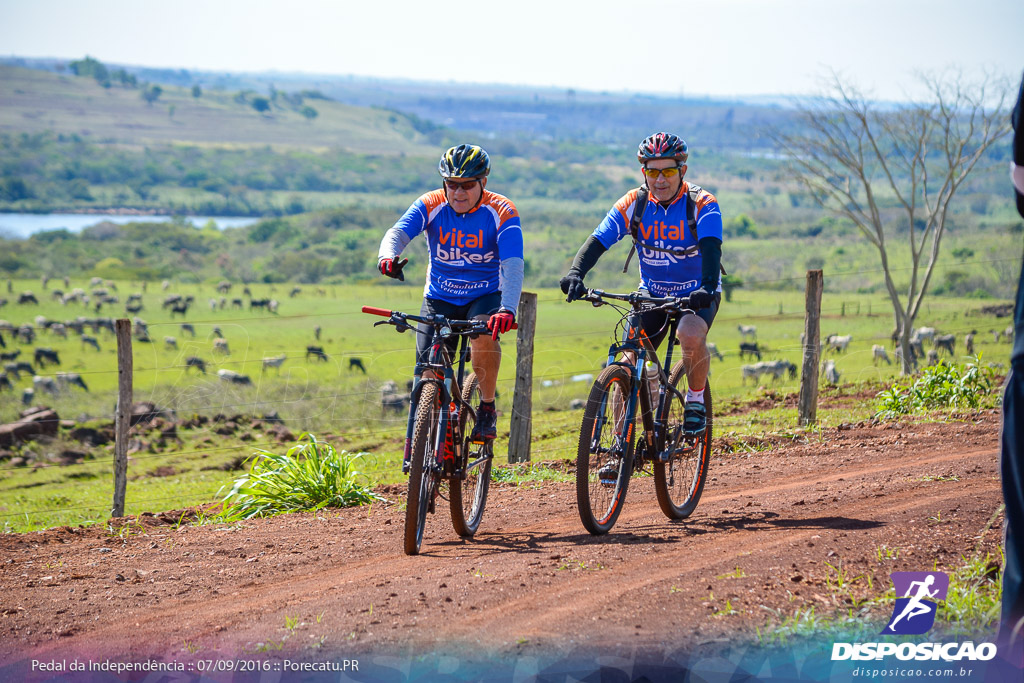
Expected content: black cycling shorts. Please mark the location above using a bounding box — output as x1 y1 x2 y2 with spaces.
414 292 503 371
625 290 721 351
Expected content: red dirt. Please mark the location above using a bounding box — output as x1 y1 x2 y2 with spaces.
0 411 1007 677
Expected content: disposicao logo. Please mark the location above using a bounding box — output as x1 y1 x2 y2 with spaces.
831 571 997 662
884 571 949 635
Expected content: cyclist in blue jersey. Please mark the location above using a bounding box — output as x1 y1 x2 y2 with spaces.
377 144 524 441
560 132 723 437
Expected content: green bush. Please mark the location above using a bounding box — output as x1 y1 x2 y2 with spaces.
875 357 997 419
219 434 382 521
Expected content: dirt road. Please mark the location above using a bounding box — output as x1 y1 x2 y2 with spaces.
0 411 1006 680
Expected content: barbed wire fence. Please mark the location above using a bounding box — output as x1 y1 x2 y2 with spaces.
1 260 1017 527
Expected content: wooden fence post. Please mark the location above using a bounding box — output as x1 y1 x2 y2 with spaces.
798 270 823 427
112 318 132 518
508 292 537 464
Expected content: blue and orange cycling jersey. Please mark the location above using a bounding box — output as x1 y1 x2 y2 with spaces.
389 189 524 305
592 183 723 297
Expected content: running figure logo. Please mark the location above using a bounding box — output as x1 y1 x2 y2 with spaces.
883 572 949 635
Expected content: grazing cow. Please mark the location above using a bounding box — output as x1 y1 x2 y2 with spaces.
706 342 724 361
267 299 278 314
0 374 10 391
826 334 852 353
50 323 67 339
180 323 195 337
306 345 328 362
18 291 38 304
81 335 100 351
348 357 366 373
209 326 223 340
737 324 757 341
162 294 182 309
1005 326 1015 343
896 344 919 371
21 387 33 406
381 392 410 414
934 334 956 356
33 375 59 396
185 356 207 374
915 326 936 344
993 329 1002 343
243 286 252 297
262 354 287 373
164 336 178 350
965 331 976 356
872 344 892 365
249 298 271 311
208 298 218 312
739 342 762 361
216 280 232 294
213 338 230 356
34 347 61 368
230 298 243 310
926 349 939 366
217 369 252 385
314 325 321 341
56 372 89 392
170 300 190 317
124 300 144 314
741 363 766 385
289 287 302 298
0 350 19 361
17 324 35 344
823 359 840 385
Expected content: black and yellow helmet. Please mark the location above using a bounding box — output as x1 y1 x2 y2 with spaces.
438 144 491 179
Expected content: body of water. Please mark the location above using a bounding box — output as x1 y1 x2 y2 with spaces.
0 213 260 239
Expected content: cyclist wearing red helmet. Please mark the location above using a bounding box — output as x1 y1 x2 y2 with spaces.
560 132 723 435
377 144 524 441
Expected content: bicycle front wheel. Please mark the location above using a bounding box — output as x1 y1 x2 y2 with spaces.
450 372 492 537
405 383 441 555
653 362 712 519
576 364 635 535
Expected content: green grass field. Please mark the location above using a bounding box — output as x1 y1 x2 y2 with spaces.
0 276 1014 532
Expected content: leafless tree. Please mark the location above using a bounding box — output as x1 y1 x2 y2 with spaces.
775 71 1011 373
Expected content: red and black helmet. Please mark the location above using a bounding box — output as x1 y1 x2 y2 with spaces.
637 132 688 164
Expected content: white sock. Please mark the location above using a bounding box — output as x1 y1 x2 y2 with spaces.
686 388 705 404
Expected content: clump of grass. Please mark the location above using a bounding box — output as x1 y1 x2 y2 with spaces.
875 356 997 419
219 434 383 521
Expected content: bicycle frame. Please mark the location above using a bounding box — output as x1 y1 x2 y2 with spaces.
589 291 690 461
403 317 474 478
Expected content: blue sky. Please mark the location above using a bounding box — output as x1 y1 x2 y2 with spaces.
1 0 1022 101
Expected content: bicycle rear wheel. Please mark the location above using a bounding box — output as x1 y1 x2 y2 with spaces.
405 383 441 555
653 361 712 519
450 373 492 537
576 364 635 535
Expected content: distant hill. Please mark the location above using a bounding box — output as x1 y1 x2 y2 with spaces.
0 64 439 154
1 57 796 153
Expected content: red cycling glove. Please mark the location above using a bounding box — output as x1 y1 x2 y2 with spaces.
487 310 516 341
378 257 408 281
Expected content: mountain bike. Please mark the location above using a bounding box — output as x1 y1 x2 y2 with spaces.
363 306 515 555
569 289 713 535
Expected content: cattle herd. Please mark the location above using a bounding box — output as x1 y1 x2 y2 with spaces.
1 276 1012 417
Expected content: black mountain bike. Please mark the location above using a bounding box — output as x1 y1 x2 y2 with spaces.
363 306 514 555
569 289 713 535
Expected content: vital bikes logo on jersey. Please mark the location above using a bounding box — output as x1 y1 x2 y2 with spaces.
436 224 495 264
831 571 997 662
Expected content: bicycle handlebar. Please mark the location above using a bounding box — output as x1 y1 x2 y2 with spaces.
362 306 518 333
582 289 694 312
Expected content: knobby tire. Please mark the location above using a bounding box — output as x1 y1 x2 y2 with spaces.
404 383 440 555
576 364 635 535
449 373 492 537
653 361 712 519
